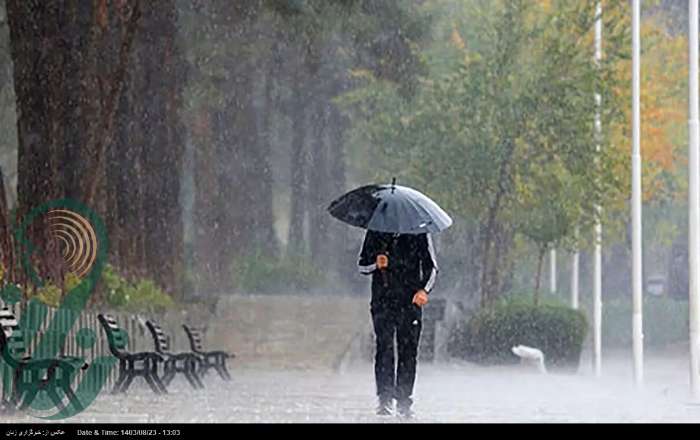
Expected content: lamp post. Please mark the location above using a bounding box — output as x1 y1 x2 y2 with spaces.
631 0 644 388
688 0 700 400
571 230 579 310
593 0 603 378
550 249 557 294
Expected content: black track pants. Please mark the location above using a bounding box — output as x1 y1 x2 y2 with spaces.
371 303 422 405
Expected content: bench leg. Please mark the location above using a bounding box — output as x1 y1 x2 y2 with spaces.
182 357 203 390
11 369 24 408
46 386 66 413
194 374 205 389
183 369 200 390
150 361 168 394
62 383 83 413
112 368 128 394
119 373 137 394
143 372 164 395
197 358 212 378
161 361 175 388
213 364 230 381
18 387 38 411
214 357 231 381
190 361 204 389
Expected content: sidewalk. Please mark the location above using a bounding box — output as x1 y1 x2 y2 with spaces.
2 354 700 423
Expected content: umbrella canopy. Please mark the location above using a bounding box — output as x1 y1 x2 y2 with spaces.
327 181 453 234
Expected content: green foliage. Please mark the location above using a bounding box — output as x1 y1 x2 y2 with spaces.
342 0 632 304
102 264 175 313
33 284 61 308
448 297 588 369
103 264 129 308
0 265 174 312
64 272 81 292
345 0 629 221
598 296 688 348
231 252 327 294
126 280 175 313
516 162 585 252
499 291 570 308
25 272 83 308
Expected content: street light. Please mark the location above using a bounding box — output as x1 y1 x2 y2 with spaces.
550 248 556 294
688 0 700 400
571 229 579 310
631 0 644 387
593 0 603 378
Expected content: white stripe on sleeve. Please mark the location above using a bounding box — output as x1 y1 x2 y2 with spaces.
424 234 439 292
359 263 377 274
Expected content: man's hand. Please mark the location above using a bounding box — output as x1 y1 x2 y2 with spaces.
412 289 429 307
376 254 389 270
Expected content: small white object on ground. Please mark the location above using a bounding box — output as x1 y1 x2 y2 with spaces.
511 344 547 374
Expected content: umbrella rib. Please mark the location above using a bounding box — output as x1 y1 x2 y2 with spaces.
402 195 438 232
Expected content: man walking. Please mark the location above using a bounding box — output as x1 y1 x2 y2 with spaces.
358 229 438 418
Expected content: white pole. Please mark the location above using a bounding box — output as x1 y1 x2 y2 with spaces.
571 230 579 310
688 0 700 400
550 248 557 294
593 0 603 378
631 0 644 388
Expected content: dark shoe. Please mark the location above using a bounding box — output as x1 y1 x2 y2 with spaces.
396 401 414 419
376 398 393 416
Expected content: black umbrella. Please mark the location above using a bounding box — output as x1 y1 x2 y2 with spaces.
327 179 453 234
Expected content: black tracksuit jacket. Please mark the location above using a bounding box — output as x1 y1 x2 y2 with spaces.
357 230 439 307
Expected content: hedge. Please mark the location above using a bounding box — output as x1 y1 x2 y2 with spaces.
448 299 587 370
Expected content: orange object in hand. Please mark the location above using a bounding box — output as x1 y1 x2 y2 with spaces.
412 289 429 307
376 254 389 270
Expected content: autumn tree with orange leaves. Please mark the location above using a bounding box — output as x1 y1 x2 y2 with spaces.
344 0 633 305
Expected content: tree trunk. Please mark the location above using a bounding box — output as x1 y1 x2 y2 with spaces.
487 224 514 299
256 59 279 257
106 52 146 280
138 0 184 297
478 140 516 307
327 104 352 283
309 102 331 263
462 224 482 300
82 1 141 207
287 74 308 258
227 63 261 260
7 0 140 290
191 1 266 293
0 166 15 283
479 202 501 307
192 107 221 293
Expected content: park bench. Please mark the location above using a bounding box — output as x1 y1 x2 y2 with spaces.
0 307 87 412
182 324 233 381
145 320 203 390
97 314 166 395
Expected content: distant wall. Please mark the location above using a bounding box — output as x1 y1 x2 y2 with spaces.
207 294 371 371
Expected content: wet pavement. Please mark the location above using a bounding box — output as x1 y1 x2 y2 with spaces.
2 355 700 423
